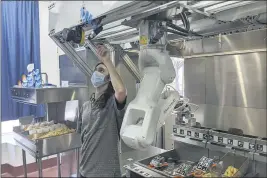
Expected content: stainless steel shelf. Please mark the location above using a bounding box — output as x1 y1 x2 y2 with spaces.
11 86 88 105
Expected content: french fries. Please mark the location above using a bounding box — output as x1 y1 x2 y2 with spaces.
37 127 74 139
223 166 239 177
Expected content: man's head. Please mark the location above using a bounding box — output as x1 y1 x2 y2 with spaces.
95 62 110 80
91 62 110 88
90 63 115 107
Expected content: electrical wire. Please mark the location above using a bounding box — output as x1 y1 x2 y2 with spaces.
166 22 189 34
165 28 188 36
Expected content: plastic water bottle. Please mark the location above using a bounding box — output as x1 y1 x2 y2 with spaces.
33 69 42 88
80 7 93 24
27 72 35 88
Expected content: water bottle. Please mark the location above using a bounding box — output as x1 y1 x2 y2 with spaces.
80 7 93 24
27 72 35 87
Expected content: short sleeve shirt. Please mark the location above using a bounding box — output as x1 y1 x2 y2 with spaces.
78 95 126 177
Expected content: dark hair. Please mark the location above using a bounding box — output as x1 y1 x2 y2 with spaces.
94 62 104 70
90 63 115 109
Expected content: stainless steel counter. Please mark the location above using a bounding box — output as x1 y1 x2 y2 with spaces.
120 146 167 175
13 126 81 158
13 127 81 178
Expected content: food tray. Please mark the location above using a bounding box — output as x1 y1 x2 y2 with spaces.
219 151 250 177
136 149 197 177
13 125 81 158
19 121 75 140
135 146 251 178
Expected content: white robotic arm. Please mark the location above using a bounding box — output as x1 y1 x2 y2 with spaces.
120 20 180 150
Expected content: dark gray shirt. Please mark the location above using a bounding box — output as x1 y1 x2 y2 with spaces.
77 95 126 177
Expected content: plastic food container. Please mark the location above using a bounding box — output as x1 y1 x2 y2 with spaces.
21 125 27 130
48 121 54 126
50 124 57 130
36 128 45 134
34 122 41 127
29 129 37 135
40 122 48 127
48 126 55 131
54 124 61 129
27 125 34 130
42 127 50 133
58 123 65 128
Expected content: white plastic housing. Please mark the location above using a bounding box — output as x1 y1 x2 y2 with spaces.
120 48 176 150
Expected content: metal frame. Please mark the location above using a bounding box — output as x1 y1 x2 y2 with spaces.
84 39 141 81
51 36 93 77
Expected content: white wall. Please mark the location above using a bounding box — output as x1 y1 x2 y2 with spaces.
39 1 60 86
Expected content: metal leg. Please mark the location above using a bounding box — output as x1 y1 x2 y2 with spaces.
38 158 43 177
76 148 80 177
22 149 27 178
57 153 61 178
68 151 74 176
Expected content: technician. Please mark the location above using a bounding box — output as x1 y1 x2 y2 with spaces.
77 45 127 177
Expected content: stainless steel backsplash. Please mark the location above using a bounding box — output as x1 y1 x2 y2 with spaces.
183 29 267 137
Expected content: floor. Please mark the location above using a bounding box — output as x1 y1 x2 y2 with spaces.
1 165 77 177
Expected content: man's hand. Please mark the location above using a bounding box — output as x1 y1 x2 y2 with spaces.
97 45 110 62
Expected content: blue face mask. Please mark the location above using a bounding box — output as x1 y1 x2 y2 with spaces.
91 71 109 88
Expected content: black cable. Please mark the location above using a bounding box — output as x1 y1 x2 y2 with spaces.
167 21 189 34
165 28 188 36
182 12 190 31
167 22 202 37
180 12 189 31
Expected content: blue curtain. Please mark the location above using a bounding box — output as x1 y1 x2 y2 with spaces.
1 1 44 121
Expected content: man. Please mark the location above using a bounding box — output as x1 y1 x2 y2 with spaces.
77 45 127 177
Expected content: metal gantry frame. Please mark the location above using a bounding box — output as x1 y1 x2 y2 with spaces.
48 1 265 71
84 39 141 82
